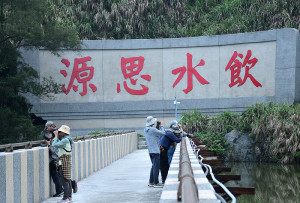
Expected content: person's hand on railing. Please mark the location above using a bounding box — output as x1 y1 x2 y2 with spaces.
46 140 51 146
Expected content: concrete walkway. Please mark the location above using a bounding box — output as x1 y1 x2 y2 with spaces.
42 149 163 203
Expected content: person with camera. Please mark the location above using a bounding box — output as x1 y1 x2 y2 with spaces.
52 125 74 203
45 129 64 197
45 121 78 196
159 122 183 184
144 116 166 188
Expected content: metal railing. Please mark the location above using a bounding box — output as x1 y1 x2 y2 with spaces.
177 137 199 202
189 138 236 203
0 130 135 152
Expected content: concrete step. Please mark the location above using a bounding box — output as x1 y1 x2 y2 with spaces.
138 145 148 149
138 140 147 145
138 137 147 149
203 156 218 160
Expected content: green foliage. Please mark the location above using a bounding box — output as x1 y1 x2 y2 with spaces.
295 151 300 158
209 111 239 134
195 131 228 158
49 0 300 40
0 0 81 144
0 107 43 144
181 110 237 158
181 109 210 133
240 102 300 163
1 0 81 51
182 102 300 163
138 133 144 137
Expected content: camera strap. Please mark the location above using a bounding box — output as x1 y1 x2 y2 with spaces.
63 138 72 153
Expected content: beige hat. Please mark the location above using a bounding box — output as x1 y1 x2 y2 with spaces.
58 125 70 135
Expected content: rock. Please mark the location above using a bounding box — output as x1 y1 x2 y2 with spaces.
224 130 256 162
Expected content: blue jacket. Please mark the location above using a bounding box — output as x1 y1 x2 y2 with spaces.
159 130 182 150
144 126 165 154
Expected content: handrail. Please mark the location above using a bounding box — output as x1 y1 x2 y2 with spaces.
177 137 199 202
0 130 135 152
189 138 236 203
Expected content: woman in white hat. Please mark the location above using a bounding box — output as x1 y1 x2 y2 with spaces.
52 125 74 203
144 116 166 188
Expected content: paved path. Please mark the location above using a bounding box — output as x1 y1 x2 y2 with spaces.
42 149 163 203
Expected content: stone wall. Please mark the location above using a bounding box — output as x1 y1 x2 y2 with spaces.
21 28 300 131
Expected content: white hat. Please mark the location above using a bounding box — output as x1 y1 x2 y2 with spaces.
58 125 70 135
146 116 157 127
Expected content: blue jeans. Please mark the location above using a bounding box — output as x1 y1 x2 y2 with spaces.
149 153 160 184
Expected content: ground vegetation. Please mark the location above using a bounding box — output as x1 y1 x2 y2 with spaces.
181 102 300 163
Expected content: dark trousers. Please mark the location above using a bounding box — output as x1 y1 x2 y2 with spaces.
167 146 175 165
160 149 170 183
49 161 63 194
149 153 160 184
59 166 72 199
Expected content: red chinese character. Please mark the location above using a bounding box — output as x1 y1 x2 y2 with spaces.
172 53 209 94
225 50 262 88
60 56 97 96
117 56 151 95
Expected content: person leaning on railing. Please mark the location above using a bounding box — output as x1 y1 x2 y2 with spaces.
52 125 74 203
159 121 183 184
45 121 78 196
45 129 64 197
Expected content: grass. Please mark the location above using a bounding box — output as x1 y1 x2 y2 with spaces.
88 130 115 135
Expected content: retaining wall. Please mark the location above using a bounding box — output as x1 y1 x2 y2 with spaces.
0 132 137 203
21 28 300 131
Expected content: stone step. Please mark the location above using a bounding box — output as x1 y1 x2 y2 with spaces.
203 156 218 160
138 137 146 141
138 137 147 149
138 145 148 149
138 140 147 145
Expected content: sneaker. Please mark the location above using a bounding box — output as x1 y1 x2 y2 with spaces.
153 183 164 188
68 197 73 202
53 192 63 197
148 183 154 187
72 180 78 193
57 198 70 203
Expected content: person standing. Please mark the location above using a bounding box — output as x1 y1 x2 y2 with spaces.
159 122 183 184
45 121 78 194
52 125 74 203
144 116 165 188
45 129 64 197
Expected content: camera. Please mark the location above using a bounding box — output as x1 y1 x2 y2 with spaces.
156 121 161 129
44 134 50 141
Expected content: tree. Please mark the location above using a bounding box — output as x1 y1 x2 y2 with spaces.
0 0 81 144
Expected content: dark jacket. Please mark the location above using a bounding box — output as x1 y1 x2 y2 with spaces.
159 130 182 150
